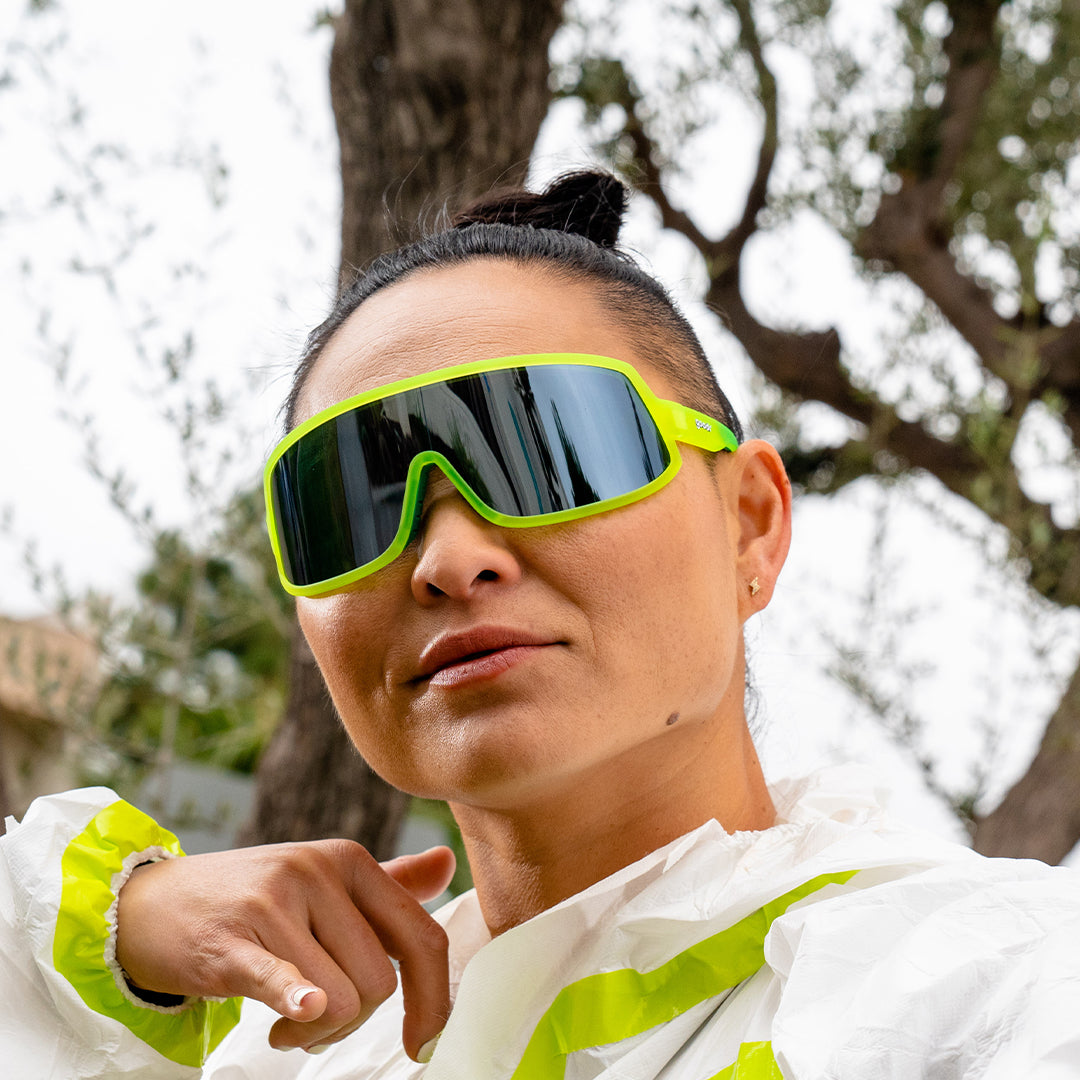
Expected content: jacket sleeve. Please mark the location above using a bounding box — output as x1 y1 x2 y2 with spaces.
0 788 241 1079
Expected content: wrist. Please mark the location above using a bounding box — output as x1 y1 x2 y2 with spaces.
113 854 187 1008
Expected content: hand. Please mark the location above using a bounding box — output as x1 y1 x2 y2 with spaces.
115 839 455 1058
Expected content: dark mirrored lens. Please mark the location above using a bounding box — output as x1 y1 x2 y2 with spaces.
436 365 670 514
271 364 670 587
271 412 408 589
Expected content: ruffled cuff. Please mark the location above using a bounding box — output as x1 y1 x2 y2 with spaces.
54 798 242 1067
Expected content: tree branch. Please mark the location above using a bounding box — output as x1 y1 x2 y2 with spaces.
927 0 1007 202
620 0 777 275
720 0 778 261
620 101 718 256
708 267 1080 605
1037 321 1080 446
856 0 1016 378
707 269 979 482
612 3 1080 611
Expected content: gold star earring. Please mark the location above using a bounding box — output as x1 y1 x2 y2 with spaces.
749 577 761 596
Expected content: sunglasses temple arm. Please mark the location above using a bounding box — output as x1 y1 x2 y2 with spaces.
657 400 739 453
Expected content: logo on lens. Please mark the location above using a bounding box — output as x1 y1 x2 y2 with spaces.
695 419 712 431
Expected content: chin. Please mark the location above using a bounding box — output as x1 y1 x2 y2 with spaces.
348 736 542 806
419 744 578 810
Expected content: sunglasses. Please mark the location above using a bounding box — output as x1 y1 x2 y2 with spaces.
264 354 738 597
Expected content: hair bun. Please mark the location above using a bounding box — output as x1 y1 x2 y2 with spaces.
451 169 627 248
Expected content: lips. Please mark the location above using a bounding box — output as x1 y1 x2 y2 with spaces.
414 626 558 683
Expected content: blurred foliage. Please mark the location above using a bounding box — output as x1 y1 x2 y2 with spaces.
807 0 1080 320
2 0 290 801
85 487 292 788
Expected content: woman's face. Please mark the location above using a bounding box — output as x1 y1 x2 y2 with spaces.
293 261 788 815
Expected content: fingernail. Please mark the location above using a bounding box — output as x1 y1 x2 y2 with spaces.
417 1033 441 1063
290 985 319 1009
305 1042 331 1055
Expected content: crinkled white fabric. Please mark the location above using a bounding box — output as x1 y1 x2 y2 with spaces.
4 767 1080 1079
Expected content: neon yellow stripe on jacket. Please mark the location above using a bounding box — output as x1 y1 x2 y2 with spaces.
709 1040 783 1078
510 871 855 1080
54 799 242 1067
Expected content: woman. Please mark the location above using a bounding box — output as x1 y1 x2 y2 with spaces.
4 171 1079 1079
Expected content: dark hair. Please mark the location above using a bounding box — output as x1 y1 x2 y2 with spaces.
284 170 742 441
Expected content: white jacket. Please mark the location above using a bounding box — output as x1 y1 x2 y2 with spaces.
3 767 1079 1079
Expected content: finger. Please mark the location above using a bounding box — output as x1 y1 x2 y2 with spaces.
253 854 411 1052
295 892 402 1046
336 845 452 1061
396 919 451 1061
381 846 456 903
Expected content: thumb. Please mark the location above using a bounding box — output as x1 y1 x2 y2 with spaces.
223 939 328 1025
381 846 456 903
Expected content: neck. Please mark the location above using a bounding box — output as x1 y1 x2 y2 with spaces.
450 714 775 937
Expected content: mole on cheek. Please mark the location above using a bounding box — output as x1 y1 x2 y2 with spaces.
665 712 680 727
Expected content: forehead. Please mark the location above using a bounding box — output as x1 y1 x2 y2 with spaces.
293 261 676 423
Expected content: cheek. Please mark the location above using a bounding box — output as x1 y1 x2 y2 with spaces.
297 595 352 679
566 486 740 713
296 593 391 729
633 543 737 702
298 604 413 785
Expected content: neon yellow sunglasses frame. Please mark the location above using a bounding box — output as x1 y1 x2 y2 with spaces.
264 353 738 597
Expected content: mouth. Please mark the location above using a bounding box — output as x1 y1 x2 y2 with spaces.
414 627 560 687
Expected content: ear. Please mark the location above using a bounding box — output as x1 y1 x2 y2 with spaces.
726 439 792 622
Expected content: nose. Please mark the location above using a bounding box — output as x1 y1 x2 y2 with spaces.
409 475 523 603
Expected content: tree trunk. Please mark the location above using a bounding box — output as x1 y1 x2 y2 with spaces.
973 659 1080 864
241 0 564 852
332 0 565 280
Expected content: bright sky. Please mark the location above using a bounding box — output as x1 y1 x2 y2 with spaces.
2 0 1078 853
